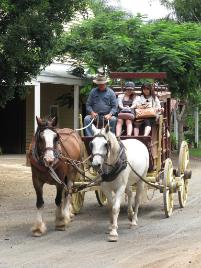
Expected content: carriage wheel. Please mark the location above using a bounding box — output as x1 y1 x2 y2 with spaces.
163 158 174 218
72 192 85 214
178 141 190 208
71 164 85 214
95 190 107 206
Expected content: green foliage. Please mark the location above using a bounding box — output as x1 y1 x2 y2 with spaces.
141 21 201 101
184 107 201 147
60 10 143 72
86 0 120 16
60 11 201 102
0 0 88 107
159 0 201 22
170 132 177 150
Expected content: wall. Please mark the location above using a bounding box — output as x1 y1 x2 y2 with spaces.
26 83 76 151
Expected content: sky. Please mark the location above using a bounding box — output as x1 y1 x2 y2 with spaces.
109 0 171 20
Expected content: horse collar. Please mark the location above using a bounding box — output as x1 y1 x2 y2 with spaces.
101 140 127 182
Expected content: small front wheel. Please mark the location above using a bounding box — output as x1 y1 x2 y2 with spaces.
95 190 107 206
72 192 85 214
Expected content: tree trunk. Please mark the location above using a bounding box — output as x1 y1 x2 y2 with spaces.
176 102 186 151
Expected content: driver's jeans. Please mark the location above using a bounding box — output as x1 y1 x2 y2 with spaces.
84 115 117 136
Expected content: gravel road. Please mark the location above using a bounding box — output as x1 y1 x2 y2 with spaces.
0 155 200 268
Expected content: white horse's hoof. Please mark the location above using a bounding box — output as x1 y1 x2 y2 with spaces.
130 221 138 228
55 216 70 231
31 222 47 237
108 235 118 242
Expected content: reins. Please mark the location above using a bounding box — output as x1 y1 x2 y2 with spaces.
126 161 162 191
75 118 95 131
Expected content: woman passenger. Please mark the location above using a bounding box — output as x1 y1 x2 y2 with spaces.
134 83 163 136
116 81 139 137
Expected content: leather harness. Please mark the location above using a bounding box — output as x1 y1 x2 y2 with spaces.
101 141 127 182
91 133 127 182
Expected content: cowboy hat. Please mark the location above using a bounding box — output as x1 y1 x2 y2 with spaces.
93 74 110 84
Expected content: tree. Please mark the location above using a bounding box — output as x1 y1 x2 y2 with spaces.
61 14 201 98
60 11 201 147
159 0 201 22
0 0 88 107
60 10 143 73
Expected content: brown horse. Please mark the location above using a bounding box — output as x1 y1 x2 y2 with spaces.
28 116 83 236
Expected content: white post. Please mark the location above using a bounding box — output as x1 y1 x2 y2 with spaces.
74 85 79 129
195 107 199 148
34 83 41 132
173 109 178 148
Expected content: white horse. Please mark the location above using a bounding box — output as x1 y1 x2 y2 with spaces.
91 125 149 241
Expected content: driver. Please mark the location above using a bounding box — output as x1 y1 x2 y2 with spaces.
84 74 117 136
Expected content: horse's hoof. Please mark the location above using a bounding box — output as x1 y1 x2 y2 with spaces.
31 223 47 237
32 230 43 237
129 221 137 228
108 235 118 242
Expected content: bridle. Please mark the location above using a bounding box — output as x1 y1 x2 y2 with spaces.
90 133 111 160
34 126 60 165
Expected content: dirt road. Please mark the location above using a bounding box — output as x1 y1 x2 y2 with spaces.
0 155 201 268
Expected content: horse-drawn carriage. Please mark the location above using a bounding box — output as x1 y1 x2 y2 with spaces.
73 72 192 218
29 72 192 240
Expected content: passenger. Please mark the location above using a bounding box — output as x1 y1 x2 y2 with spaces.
84 74 117 136
116 81 139 137
134 83 163 136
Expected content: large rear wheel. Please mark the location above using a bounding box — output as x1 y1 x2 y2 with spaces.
178 141 190 208
163 158 174 218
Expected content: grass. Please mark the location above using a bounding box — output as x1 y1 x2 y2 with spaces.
189 148 201 158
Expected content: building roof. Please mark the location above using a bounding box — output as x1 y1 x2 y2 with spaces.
27 62 84 86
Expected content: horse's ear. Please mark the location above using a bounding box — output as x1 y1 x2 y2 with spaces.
52 116 57 127
36 116 42 126
105 124 110 133
92 124 98 135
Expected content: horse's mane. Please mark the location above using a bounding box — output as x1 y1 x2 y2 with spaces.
103 129 120 153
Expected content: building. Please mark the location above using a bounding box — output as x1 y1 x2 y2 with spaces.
0 62 84 154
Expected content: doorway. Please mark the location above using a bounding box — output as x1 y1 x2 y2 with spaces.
0 98 26 153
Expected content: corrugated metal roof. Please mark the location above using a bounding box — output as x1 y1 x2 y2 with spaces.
27 62 84 86
40 63 79 79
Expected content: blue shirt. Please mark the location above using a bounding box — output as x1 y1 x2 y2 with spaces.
86 87 117 116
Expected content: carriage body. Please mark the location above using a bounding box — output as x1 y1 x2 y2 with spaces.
76 72 191 217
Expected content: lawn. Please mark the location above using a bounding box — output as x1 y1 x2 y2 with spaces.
189 148 201 158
